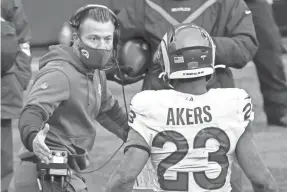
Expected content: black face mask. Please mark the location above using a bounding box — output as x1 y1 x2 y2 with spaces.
77 38 112 70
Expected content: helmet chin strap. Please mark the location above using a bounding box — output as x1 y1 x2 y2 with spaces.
206 74 213 84
158 72 174 89
168 82 175 89
158 72 166 79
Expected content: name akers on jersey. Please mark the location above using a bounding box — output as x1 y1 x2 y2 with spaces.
166 106 212 126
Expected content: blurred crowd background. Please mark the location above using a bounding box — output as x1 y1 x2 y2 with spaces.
21 0 287 56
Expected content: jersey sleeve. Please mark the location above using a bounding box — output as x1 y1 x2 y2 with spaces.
127 92 153 148
236 89 254 128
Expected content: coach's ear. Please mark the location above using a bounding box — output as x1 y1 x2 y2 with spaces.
72 32 81 45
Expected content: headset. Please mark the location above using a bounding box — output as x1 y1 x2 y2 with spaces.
69 4 121 57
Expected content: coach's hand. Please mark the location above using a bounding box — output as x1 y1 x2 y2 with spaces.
33 123 52 164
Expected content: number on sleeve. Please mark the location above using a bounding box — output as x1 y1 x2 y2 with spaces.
243 103 252 121
128 109 136 124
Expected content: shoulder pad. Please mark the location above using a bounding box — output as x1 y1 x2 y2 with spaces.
130 90 157 112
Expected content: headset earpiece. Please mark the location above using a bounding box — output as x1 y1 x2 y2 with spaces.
69 4 120 57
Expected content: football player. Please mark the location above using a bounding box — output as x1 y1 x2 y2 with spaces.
105 24 278 192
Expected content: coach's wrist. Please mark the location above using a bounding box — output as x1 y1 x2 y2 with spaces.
26 131 38 152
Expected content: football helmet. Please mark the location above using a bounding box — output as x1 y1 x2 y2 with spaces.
155 23 216 80
118 38 151 77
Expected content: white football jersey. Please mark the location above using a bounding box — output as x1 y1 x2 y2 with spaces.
128 88 254 192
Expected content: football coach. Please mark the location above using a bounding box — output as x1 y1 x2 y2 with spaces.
11 4 129 192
